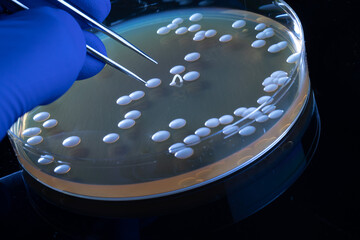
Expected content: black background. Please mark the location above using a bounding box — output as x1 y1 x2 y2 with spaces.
0 0 359 239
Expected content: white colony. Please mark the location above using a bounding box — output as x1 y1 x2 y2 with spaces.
172 17 184 25
27 136 43 145
116 95 132 105
255 115 269 123
276 77 290 85
183 71 200 81
256 28 275 39
169 118 186 129
43 119 58 129
234 107 247 117
268 41 288 53
287 52 301 63
257 96 273 105
262 77 275 86
193 34 205 41
255 23 266 31
175 27 188 35
239 126 256 136
232 20 246 29
268 110 284 119
188 24 201 32
219 34 233 43
205 118 220 128
189 13 203 22
22 127 41 137
262 105 277 114
219 115 234 125
251 39 266 48
167 23 178 30
146 78 162 88
168 143 186 154
129 90 145 101
103 133 120 144
194 30 206 37
38 155 54 165
118 119 136 129
264 84 278 92
54 165 71 174
184 52 200 62
170 65 186 75
271 70 288 78
195 127 211 137
157 26 170 35
33 112 50 122
62 136 81 147
263 28 275 38
183 135 201 145
152 130 171 142
222 125 240 135
205 29 217 38
174 147 194 159
124 110 141 120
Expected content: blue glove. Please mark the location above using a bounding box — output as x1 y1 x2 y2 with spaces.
0 0 111 140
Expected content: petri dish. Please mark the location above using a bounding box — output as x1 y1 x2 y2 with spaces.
8 0 320 218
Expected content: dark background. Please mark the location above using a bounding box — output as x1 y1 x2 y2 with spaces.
0 0 358 239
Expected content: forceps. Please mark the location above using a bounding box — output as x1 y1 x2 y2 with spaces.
11 0 158 83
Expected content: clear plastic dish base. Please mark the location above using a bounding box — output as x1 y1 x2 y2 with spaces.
8 1 309 200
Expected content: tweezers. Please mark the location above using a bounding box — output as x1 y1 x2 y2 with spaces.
11 0 158 84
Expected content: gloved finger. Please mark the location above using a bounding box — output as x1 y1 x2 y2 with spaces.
16 0 111 27
0 1 21 14
0 6 86 111
77 31 107 80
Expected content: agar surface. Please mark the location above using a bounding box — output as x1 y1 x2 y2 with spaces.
20 9 300 176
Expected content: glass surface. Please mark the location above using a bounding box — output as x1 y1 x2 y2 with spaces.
8 0 310 200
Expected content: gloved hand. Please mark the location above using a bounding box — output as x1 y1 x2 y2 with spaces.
0 0 111 139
